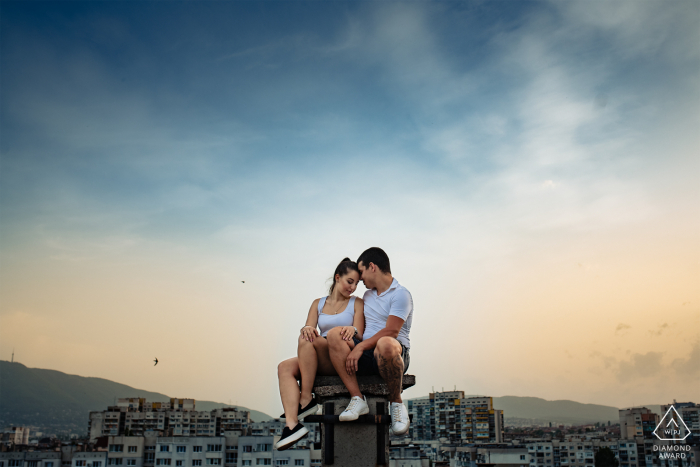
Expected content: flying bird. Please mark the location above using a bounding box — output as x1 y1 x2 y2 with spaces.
241 281 245 283
154 358 158 366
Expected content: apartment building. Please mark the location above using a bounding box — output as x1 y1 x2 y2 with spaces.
619 408 659 440
2 428 31 445
236 436 311 467
660 401 698 440
407 391 504 443
152 437 225 467
248 421 317 450
106 436 145 467
72 452 108 467
388 443 430 467
89 400 249 442
0 452 62 467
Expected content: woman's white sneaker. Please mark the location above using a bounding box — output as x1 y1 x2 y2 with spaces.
339 396 369 421
390 402 409 435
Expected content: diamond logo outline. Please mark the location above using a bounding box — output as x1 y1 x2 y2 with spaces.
653 406 691 441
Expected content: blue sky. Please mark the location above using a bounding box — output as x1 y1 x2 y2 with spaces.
1 1 698 414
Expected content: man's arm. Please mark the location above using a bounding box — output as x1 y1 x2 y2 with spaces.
345 288 412 375
354 315 404 352
345 315 404 374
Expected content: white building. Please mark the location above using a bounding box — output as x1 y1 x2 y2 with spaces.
237 436 311 467
0 452 62 467
2 427 30 445
89 400 249 441
107 436 146 467
73 452 108 467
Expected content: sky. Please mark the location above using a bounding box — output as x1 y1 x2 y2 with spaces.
1 0 698 418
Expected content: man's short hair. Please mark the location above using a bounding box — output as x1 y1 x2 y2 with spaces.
357 247 391 274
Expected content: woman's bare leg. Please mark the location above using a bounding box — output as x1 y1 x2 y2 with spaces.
314 336 353 376
298 335 318 408
278 357 301 429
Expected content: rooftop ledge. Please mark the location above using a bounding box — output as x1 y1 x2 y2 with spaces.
311 375 415 397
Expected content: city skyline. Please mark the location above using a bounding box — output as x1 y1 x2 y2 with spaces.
1 0 698 418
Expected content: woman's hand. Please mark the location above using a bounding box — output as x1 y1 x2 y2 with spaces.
300 325 319 342
339 326 356 341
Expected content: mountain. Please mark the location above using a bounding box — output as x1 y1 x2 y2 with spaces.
408 395 623 426
493 396 620 425
0 361 273 437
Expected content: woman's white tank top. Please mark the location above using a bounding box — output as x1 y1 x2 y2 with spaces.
317 296 356 337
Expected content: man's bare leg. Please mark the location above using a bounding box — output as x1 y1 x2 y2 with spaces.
277 358 301 429
326 327 362 398
375 337 404 403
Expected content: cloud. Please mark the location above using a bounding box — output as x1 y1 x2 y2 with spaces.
648 323 670 337
616 352 664 382
616 323 631 334
671 340 700 381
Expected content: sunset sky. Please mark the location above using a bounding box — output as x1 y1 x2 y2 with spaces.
1 0 698 417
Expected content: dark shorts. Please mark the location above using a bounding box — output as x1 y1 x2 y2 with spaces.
354 337 410 376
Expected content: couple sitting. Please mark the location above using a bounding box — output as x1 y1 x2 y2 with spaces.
275 247 413 451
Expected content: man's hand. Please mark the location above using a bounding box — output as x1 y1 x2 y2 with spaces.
346 346 363 375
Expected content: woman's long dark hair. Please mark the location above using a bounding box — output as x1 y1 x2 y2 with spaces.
329 258 360 294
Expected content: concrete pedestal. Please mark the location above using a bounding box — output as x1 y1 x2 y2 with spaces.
308 375 415 467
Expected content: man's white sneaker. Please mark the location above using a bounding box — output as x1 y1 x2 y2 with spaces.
339 396 369 421
390 402 410 435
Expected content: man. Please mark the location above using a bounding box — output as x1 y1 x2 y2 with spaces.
326 247 413 435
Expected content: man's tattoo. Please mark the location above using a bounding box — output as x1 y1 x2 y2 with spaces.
378 353 404 401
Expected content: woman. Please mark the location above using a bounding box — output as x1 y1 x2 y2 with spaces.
275 258 365 451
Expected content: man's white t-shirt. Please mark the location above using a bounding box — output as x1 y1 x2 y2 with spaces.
362 278 413 350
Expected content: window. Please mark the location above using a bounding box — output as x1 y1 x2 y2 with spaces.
46 463 55 467
256 445 272 452
192 462 202 467
10 461 23 467
243 447 252 453
108 460 123 466
176 463 182 467
206 446 222 453
145 455 155 463
160 447 170 453
241 463 251 467
77 462 87 467
205 461 221 466
256 461 271 466
295 461 305 466
111 446 125 453
176 447 186 453
128 447 138 453
224 455 236 464
522 456 527 461
126 461 136 466
146 447 156 452
155 461 171 466
28 462 39 467
192 447 202 453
